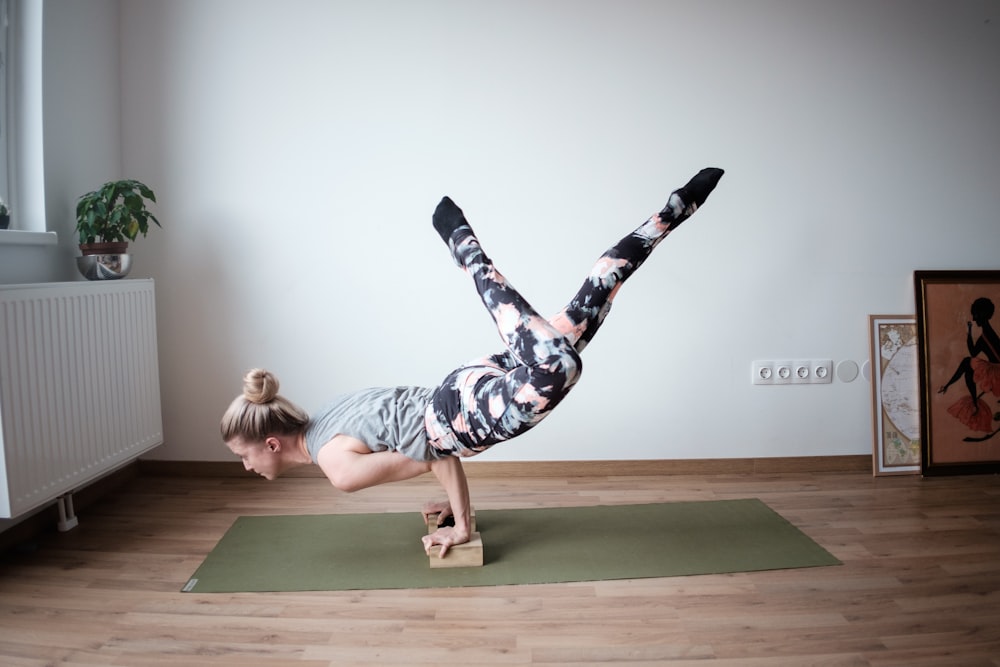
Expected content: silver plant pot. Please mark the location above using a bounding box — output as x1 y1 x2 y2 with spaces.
76 254 132 280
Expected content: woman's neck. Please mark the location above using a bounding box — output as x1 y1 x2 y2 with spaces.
292 432 314 466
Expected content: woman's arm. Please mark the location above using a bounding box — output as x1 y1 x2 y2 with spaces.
421 455 472 557
981 324 1000 362
316 435 431 492
316 437 471 556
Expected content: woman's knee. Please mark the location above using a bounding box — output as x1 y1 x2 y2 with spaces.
537 345 583 391
563 347 583 386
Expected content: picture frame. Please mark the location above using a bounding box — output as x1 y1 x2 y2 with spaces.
914 270 1000 475
868 315 920 476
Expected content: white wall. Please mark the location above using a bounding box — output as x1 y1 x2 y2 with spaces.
112 0 1000 462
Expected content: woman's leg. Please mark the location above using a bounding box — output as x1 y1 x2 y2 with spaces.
428 197 582 453
938 356 977 403
550 167 724 351
433 199 574 369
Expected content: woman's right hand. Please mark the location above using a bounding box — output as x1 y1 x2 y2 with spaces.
422 525 470 558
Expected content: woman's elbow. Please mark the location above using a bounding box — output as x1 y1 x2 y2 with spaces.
328 473 365 493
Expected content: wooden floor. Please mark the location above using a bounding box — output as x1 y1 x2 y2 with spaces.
1 467 999 666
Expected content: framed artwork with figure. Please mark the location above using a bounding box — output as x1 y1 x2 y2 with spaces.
869 315 920 476
915 270 1000 475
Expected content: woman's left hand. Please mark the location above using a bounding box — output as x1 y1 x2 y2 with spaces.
421 499 452 526
422 525 469 558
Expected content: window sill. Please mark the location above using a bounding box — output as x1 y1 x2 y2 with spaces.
0 230 58 246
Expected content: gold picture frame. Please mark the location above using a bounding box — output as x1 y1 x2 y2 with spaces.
915 270 1000 475
868 315 920 476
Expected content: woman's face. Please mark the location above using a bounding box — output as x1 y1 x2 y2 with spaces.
227 437 281 480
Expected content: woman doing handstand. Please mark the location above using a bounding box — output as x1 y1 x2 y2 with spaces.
220 167 725 556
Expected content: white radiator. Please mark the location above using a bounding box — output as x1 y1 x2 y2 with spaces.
0 280 163 520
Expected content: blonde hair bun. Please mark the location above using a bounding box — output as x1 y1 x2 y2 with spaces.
221 368 308 443
243 368 279 404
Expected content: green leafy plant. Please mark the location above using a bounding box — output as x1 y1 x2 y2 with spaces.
0 197 9 216
75 179 160 245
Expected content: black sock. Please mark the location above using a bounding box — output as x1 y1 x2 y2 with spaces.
433 196 479 266
660 167 725 228
433 196 471 244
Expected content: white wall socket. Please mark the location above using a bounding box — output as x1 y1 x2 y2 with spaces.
752 359 833 385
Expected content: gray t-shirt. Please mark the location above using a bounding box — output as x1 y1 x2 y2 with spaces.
304 386 441 462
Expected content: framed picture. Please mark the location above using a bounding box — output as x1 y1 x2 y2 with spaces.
914 270 1000 475
869 315 920 476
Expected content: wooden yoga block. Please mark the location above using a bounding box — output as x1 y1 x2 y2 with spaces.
428 532 484 569
425 507 476 534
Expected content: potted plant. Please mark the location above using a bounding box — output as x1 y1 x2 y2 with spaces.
75 179 161 280
0 197 9 230
76 179 160 254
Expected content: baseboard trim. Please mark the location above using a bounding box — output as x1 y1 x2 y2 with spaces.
139 455 872 479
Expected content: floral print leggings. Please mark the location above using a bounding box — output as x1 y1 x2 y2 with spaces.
424 207 682 457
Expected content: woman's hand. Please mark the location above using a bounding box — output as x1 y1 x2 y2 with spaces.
422 525 470 558
421 499 453 527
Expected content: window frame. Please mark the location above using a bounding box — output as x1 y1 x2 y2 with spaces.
0 0 51 245
1 0 11 215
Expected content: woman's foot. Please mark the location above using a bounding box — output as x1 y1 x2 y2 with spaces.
660 167 725 229
433 196 472 244
433 196 479 267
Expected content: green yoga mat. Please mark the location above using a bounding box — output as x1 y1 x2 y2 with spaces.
182 499 839 593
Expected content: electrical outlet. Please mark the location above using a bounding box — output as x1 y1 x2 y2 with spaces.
752 359 834 385
792 360 812 384
774 361 793 384
811 359 833 384
752 361 774 384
